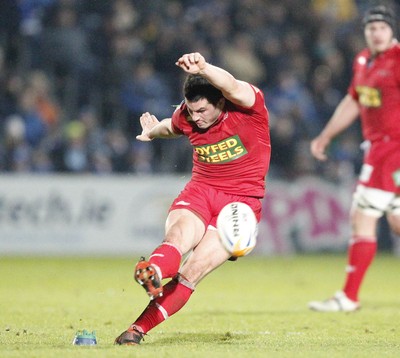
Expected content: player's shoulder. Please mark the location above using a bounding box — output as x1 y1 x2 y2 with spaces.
171 100 192 128
248 83 265 97
172 100 186 113
389 43 400 57
246 83 266 108
351 48 371 69
171 101 188 118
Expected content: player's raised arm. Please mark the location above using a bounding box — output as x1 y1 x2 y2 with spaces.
175 52 255 108
310 94 360 161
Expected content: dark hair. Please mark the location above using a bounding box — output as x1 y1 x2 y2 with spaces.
362 5 396 32
183 74 223 106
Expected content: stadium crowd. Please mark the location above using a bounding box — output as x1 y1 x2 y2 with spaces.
0 0 392 180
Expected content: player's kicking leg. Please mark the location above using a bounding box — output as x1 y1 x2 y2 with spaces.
134 257 163 300
115 229 230 345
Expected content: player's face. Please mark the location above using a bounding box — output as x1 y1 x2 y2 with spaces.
364 21 394 54
185 98 224 129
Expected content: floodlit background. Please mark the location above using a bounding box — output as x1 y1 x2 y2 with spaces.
0 0 398 255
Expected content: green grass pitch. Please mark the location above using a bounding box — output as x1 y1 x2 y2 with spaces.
1 254 400 357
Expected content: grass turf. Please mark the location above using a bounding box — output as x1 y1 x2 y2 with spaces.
1 254 399 357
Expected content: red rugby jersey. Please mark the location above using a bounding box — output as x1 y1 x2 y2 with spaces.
348 44 400 141
171 86 270 198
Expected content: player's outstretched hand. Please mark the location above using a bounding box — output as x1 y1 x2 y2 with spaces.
310 135 330 161
175 52 206 74
136 112 159 141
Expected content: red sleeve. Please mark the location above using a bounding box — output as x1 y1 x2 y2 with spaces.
171 104 185 135
395 47 400 85
232 85 266 115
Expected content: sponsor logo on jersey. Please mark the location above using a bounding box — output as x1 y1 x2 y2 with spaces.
356 85 382 108
194 135 247 163
175 200 191 206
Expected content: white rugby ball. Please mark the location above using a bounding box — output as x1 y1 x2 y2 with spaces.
217 202 258 257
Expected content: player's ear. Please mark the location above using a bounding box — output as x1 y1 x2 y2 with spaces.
217 98 225 110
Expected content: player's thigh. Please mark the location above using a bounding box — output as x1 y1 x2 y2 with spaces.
164 208 206 254
180 228 230 286
387 213 400 235
351 185 395 237
387 195 400 235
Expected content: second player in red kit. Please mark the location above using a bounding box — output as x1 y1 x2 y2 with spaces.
309 5 400 312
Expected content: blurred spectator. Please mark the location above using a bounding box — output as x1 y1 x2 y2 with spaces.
3 115 32 172
130 141 153 174
0 46 15 119
0 0 21 70
40 3 100 111
32 146 54 173
62 120 88 172
310 65 342 121
266 70 319 137
27 70 60 128
219 33 266 86
311 0 358 23
18 87 48 147
120 61 173 125
105 128 131 173
269 115 297 179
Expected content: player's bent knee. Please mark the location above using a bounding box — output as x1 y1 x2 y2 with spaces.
175 273 196 291
352 185 395 218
